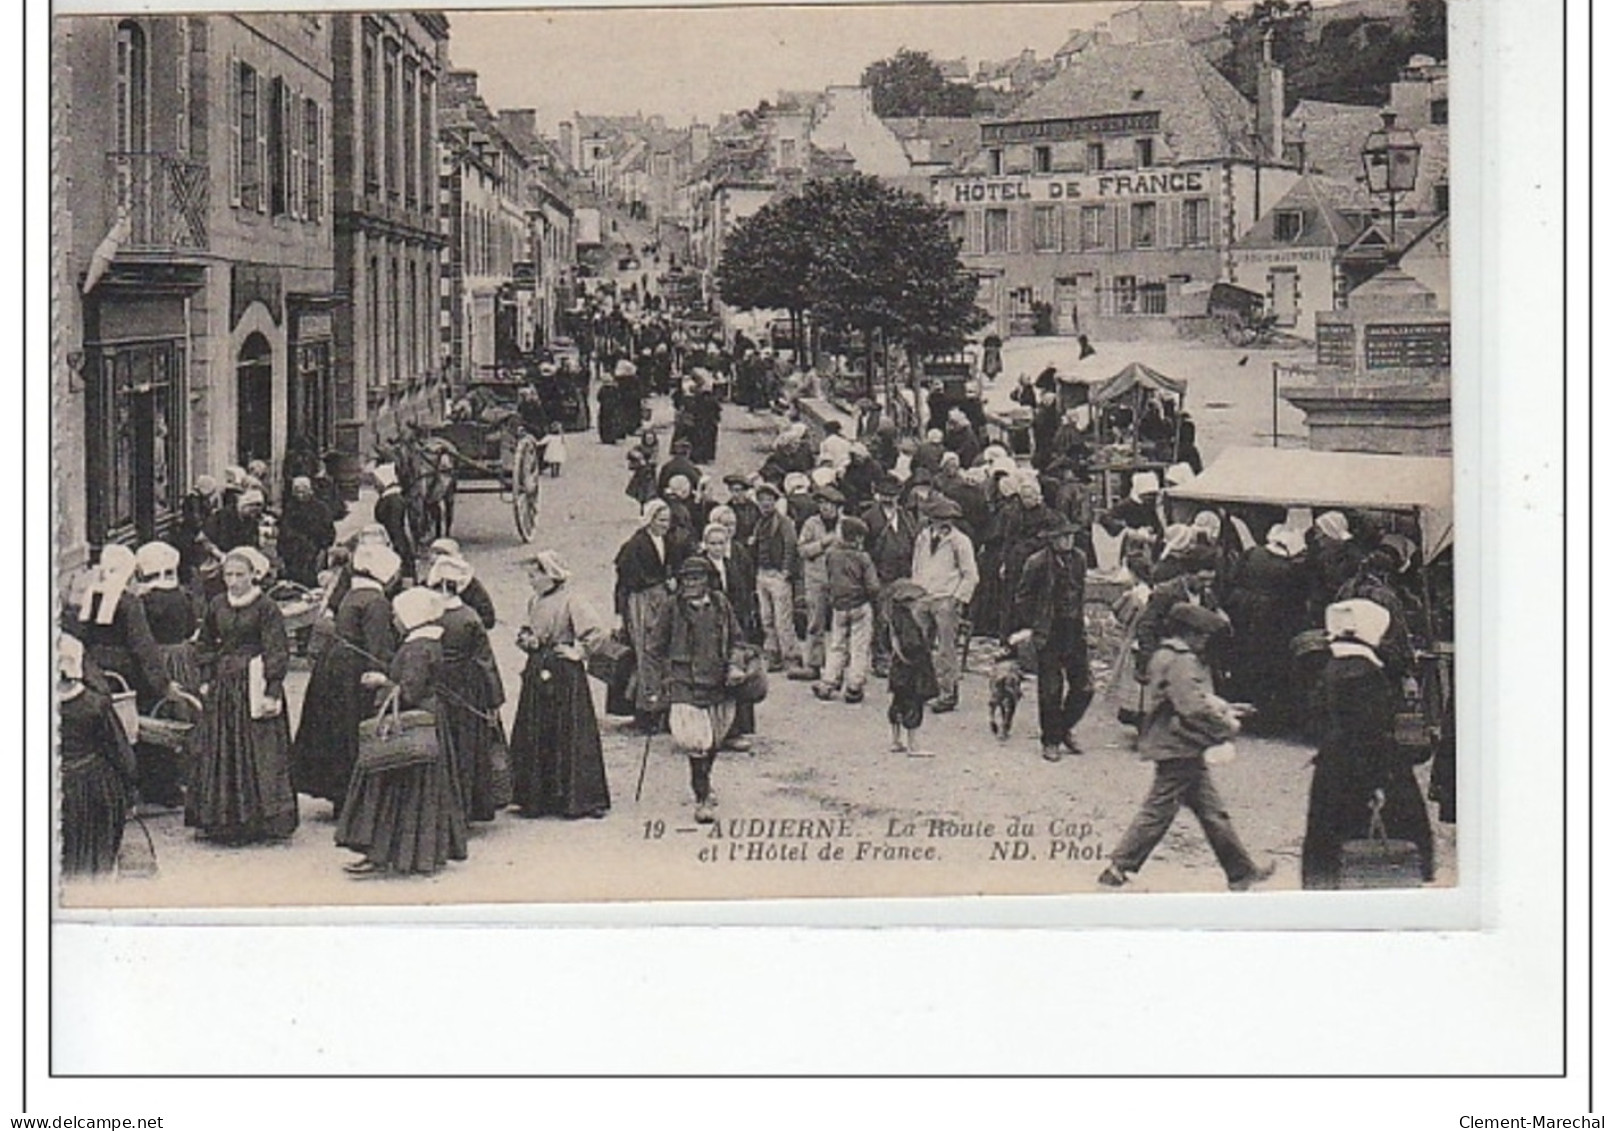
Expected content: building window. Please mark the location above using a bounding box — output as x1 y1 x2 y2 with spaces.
947 210 966 247
268 77 290 216
1130 201 1157 248
984 208 1010 254
1080 204 1106 250
1135 138 1155 168
1182 197 1211 246
303 97 323 221
402 64 417 209
987 148 1003 176
1112 274 1138 315
114 21 148 154
236 333 274 466
405 260 417 380
1274 209 1304 241
369 255 381 388
390 259 401 384
1032 205 1060 251
1434 181 1449 214
1431 97 1448 126
383 49 399 200
236 61 262 211
1086 142 1104 172
779 138 797 169
419 74 434 216
362 38 379 194
1139 280 1167 314
1033 145 1052 174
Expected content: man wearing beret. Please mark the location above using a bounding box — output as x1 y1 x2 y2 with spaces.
1099 602 1275 891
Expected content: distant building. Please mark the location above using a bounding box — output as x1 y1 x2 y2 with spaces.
330 11 449 457
56 13 337 562
1230 174 1375 338
936 38 1298 338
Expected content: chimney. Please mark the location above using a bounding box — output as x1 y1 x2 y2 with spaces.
1256 29 1285 161
442 69 481 108
558 120 576 167
498 109 539 151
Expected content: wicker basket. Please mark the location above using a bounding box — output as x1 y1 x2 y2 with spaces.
137 695 197 751
104 672 139 744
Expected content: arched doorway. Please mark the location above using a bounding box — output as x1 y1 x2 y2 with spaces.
236 332 274 467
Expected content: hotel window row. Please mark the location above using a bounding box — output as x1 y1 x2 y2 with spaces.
228 55 326 221
358 24 435 215
986 137 1159 177
950 197 1214 255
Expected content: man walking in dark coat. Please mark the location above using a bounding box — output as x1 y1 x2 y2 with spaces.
860 474 919 678
1010 518 1094 762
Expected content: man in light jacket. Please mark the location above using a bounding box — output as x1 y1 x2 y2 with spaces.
909 497 978 712
1099 602 1275 891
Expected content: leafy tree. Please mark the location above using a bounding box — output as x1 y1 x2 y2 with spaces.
1215 0 1314 110
860 48 976 118
714 174 987 392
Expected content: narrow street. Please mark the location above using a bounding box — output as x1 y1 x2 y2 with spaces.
66 363 1453 910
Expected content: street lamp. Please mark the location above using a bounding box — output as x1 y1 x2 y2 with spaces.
1360 110 1422 245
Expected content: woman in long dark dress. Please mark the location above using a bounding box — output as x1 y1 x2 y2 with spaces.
292 543 401 815
509 551 611 819
58 635 137 875
428 555 512 822
336 588 469 876
133 541 202 808
187 547 298 843
1302 599 1436 889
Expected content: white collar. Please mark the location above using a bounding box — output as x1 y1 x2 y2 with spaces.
380 485 402 498
1329 640 1384 668
350 575 384 593
225 586 263 609
405 625 445 643
59 682 86 702
440 594 464 610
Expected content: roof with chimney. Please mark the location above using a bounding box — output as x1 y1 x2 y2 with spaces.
1000 38 1257 162
1233 174 1375 251
884 117 984 168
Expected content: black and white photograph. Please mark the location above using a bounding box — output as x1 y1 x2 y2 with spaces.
47 0 1468 910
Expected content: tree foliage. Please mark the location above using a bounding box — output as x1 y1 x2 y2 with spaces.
715 174 987 363
860 48 977 119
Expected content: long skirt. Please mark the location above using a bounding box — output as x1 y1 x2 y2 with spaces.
625 586 670 714
1301 748 1436 889
336 713 468 874
135 640 203 806
186 662 298 842
509 653 610 818
290 639 373 809
61 755 129 875
439 658 513 822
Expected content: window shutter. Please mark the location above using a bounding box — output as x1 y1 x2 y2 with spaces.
289 89 303 219
317 103 327 222
1007 208 1021 254
1114 204 1128 250
255 69 268 213
227 53 241 207
967 209 984 256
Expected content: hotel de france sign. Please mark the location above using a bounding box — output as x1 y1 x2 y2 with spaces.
936 169 1210 206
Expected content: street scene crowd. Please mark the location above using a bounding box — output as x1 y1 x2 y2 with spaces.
58 289 1455 895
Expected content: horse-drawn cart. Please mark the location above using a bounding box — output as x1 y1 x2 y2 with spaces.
429 381 548 543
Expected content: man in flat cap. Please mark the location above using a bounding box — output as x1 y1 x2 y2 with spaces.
908 496 978 712
1099 602 1275 891
1009 517 1093 762
789 484 844 681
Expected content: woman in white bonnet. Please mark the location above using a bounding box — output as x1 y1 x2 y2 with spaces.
1301 598 1436 888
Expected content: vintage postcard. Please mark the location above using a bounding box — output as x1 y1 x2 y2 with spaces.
51 0 1465 912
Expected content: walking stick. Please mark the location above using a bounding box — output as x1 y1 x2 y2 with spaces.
634 724 655 803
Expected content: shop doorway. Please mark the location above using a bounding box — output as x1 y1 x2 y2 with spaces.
236 332 274 467
1270 269 1299 327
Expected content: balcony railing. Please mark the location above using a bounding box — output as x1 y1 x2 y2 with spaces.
106 152 209 252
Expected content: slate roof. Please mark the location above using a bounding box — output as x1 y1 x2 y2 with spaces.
1233 175 1375 251
1286 100 1449 215
884 117 985 168
999 39 1257 162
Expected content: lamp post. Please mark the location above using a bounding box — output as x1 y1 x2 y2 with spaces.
1360 110 1422 247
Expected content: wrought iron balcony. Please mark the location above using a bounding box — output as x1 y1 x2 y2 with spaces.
105 152 210 252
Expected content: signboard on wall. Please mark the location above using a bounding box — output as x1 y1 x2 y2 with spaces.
1315 322 1354 369
1363 322 1451 370
982 111 1162 144
936 169 1210 206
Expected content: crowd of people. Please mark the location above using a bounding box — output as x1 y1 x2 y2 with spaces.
56 309 1451 893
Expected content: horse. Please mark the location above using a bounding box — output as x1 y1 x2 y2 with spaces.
377 427 459 553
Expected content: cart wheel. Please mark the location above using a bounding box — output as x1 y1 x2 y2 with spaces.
512 434 544 543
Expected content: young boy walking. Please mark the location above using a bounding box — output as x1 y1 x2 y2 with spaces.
815 517 881 705
884 581 938 756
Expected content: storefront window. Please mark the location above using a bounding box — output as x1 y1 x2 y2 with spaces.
87 338 184 544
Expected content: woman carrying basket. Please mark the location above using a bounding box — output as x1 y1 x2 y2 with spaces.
336 587 468 876
428 555 512 822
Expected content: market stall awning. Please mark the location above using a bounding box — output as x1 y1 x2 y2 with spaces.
1090 362 1188 404
1167 446 1454 558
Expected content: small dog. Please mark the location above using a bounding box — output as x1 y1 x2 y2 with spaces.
987 649 1025 741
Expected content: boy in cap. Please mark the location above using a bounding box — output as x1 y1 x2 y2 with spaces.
1099 602 1275 891
909 497 978 712
815 516 881 704
749 481 800 672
